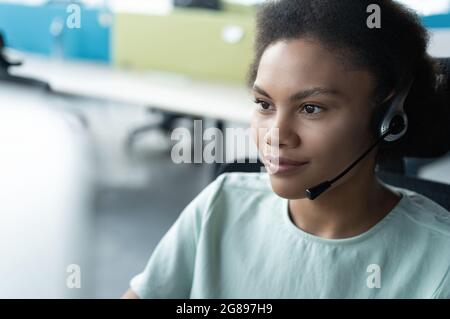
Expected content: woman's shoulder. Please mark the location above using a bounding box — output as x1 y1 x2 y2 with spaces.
387 184 450 239
216 172 273 192
197 172 280 220
206 172 277 207
193 172 275 207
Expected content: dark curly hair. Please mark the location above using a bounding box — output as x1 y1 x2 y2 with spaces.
248 0 450 165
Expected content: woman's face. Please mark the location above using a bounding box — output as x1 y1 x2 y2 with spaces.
251 39 378 199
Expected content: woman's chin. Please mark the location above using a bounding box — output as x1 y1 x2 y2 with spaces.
268 178 308 199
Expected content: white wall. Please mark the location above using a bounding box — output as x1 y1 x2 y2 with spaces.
429 29 450 57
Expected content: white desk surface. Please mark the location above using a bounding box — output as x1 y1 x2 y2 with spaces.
9 53 255 124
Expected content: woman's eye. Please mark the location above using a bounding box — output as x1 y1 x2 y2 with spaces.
254 99 273 111
253 100 324 116
301 104 323 115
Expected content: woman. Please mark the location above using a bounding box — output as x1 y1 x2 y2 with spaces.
123 0 450 298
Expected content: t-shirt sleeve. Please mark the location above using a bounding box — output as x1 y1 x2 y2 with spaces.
433 264 450 299
129 174 226 299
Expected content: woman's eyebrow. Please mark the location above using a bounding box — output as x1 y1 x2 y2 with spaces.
253 85 341 101
253 85 273 99
289 87 340 101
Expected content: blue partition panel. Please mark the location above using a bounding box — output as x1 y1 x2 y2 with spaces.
0 3 110 62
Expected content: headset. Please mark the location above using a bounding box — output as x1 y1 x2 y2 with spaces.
305 78 414 200
371 78 414 143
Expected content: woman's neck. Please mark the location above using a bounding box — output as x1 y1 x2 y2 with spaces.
288 171 401 239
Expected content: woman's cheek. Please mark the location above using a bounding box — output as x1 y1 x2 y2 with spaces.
251 115 272 150
317 120 367 168
305 120 350 165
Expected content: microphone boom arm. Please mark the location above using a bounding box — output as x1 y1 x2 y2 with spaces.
305 128 392 200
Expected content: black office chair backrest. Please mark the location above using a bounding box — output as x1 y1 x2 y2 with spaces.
378 57 450 174
438 58 450 93
216 160 450 211
376 170 450 211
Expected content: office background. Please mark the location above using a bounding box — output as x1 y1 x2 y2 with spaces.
0 0 449 298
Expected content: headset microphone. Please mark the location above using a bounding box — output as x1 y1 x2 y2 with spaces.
305 78 414 200
306 124 395 200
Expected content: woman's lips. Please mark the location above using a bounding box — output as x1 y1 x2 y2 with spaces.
264 156 310 174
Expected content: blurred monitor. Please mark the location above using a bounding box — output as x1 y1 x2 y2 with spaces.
173 0 222 10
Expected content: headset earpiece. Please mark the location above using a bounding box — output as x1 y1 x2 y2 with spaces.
371 78 414 144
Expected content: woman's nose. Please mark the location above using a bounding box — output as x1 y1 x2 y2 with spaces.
266 114 301 148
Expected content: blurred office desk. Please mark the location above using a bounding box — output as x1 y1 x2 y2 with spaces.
9 53 255 124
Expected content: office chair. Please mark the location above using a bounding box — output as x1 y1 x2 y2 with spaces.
0 31 51 90
402 57 450 176
0 31 89 128
125 108 208 154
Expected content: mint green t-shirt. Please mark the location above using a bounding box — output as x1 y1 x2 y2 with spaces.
130 172 450 298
